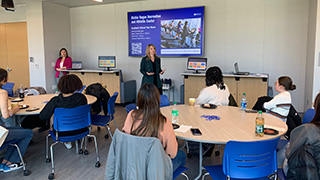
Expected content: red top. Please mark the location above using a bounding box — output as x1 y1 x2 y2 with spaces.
55 57 72 78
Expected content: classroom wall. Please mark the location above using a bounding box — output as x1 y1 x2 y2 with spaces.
42 2 71 93
70 0 309 111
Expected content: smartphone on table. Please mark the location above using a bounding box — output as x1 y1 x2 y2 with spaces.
191 128 202 136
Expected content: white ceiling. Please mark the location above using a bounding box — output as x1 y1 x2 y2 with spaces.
13 0 142 7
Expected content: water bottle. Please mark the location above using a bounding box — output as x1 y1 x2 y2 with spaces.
255 111 264 137
19 84 24 98
240 93 247 111
171 102 179 124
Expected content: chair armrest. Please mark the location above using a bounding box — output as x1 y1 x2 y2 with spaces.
120 80 136 104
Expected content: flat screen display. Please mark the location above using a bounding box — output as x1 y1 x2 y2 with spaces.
98 56 116 68
128 6 204 57
187 57 207 71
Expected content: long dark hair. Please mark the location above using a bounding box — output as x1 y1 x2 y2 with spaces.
311 92 320 127
0 68 8 88
130 83 166 137
58 48 69 59
205 66 225 90
278 76 296 91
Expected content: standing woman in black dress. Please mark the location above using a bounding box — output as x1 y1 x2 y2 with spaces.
140 44 165 94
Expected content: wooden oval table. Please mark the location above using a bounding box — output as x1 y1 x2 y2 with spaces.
160 105 288 179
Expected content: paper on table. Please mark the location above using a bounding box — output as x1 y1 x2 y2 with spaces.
174 125 192 133
265 125 286 132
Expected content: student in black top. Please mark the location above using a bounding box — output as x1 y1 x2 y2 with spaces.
40 74 87 149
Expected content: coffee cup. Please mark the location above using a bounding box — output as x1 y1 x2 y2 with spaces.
189 98 195 106
11 102 18 108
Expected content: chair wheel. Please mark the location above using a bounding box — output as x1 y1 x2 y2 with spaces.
46 158 51 163
84 150 89 155
48 173 54 180
24 169 30 176
104 134 109 139
97 127 101 131
215 151 220 156
79 149 83 154
95 161 101 168
187 153 192 158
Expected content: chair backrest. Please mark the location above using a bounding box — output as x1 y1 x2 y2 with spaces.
2 82 14 97
160 95 170 107
125 103 137 114
53 104 91 132
106 129 172 180
79 85 86 93
303 108 315 124
107 92 119 119
223 137 280 179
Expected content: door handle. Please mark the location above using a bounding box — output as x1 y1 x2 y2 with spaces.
7 65 12 72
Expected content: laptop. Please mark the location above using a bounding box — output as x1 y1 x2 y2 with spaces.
234 62 250 75
68 61 82 70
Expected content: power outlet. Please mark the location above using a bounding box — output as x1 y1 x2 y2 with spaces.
52 85 57 90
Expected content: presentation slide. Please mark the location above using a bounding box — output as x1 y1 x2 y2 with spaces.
128 6 204 57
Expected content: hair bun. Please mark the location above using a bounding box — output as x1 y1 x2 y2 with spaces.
290 84 296 91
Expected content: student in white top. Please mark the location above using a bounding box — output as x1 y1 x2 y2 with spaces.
263 76 296 121
195 66 230 105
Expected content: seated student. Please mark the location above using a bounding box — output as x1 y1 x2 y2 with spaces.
263 76 296 121
0 68 33 172
195 66 230 105
122 83 186 172
278 92 320 178
39 74 87 150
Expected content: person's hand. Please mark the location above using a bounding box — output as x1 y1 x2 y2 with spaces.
160 69 166 75
61 67 67 70
147 72 155 76
56 68 61 71
11 105 20 114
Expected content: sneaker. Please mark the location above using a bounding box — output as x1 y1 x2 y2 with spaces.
3 163 23 173
0 164 6 172
64 142 72 149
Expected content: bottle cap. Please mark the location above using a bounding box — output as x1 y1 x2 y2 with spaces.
258 110 262 114
173 102 177 105
243 93 246 95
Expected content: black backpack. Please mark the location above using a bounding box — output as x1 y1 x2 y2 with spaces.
85 83 110 115
286 105 302 139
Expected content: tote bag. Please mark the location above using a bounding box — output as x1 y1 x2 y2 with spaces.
0 126 9 147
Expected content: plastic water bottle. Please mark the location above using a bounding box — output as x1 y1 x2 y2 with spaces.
240 93 247 111
171 102 179 124
19 84 24 98
255 111 264 137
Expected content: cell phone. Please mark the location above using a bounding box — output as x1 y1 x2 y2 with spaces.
245 109 258 113
26 107 40 112
191 128 202 136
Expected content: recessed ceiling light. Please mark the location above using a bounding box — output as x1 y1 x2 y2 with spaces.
93 0 103 2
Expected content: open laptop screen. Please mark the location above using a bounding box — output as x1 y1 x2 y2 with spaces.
71 61 82 69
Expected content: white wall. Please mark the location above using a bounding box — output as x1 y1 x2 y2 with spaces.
0 4 26 23
70 0 309 111
42 2 71 93
313 0 320 101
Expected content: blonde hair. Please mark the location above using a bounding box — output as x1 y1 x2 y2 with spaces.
145 44 158 60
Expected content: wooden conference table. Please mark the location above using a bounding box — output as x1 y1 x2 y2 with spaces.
12 94 97 116
160 105 287 179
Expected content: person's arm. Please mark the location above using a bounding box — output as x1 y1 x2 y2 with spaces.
39 97 56 120
163 118 178 158
0 90 19 119
195 88 208 105
221 85 230 106
263 95 279 110
122 111 134 133
140 57 152 76
158 58 166 75
55 58 61 71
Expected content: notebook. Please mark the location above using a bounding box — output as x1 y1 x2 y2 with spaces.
68 61 82 70
234 62 249 75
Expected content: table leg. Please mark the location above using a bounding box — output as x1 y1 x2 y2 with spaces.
195 142 203 180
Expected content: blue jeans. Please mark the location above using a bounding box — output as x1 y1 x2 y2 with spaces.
172 150 186 172
3 126 33 163
1 116 14 127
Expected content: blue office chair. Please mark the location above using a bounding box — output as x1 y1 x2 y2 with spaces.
160 95 170 107
91 92 118 139
125 103 137 114
202 137 280 180
302 108 315 124
78 85 86 93
2 82 15 97
45 104 100 180
173 165 189 179
0 139 30 176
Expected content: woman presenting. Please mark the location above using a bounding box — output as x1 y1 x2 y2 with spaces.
140 44 165 94
55 48 72 84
